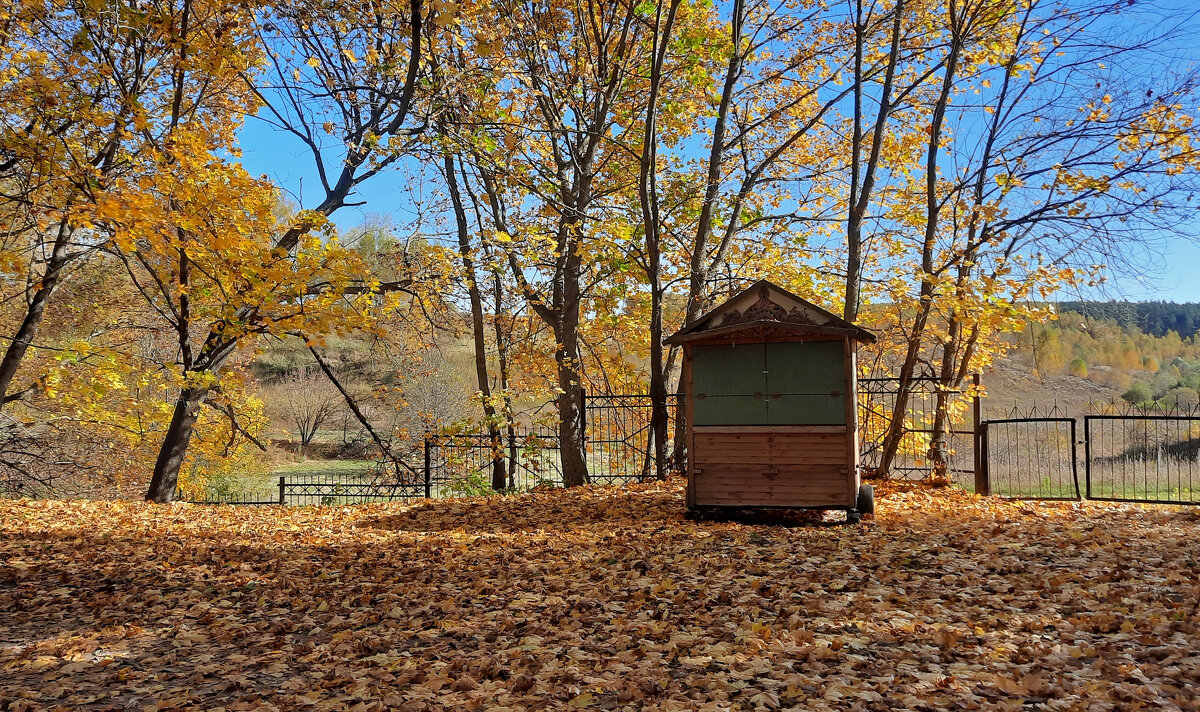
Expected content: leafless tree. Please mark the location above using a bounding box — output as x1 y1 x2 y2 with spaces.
273 367 342 451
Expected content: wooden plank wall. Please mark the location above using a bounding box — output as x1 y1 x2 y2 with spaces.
691 426 854 508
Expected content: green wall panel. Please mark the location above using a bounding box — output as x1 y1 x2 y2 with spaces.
764 341 845 393
690 340 849 426
765 341 846 425
690 343 767 425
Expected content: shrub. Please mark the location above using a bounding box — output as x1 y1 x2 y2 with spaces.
1121 382 1154 406
1163 386 1200 409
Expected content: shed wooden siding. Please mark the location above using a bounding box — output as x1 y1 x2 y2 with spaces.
690 426 854 507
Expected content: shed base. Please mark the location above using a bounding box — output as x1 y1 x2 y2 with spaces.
685 505 866 526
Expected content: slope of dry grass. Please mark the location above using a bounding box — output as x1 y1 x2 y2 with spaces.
2 481 1199 711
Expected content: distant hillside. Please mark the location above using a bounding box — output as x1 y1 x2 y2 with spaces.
1056 301 1200 339
996 308 1200 413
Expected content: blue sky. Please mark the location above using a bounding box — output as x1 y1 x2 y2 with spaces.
1114 241 1200 302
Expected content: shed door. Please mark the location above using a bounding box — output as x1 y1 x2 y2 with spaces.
690 340 847 426
765 341 846 425
690 343 767 425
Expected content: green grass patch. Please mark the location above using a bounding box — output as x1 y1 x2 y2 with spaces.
273 459 376 478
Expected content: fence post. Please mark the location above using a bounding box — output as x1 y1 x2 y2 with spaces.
976 422 991 496
1083 417 1092 500
424 438 433 499
1069 418 1082 500
278 476 286 505
969 372 979 494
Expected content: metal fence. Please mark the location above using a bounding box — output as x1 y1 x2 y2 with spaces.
184 473 424 506
586 393 680 483
980 406 1080 500
1084 404 1200 505
857 376 976 486
423 393 681 493
423 427 563 496
974 401 1200 505
188 380 984 506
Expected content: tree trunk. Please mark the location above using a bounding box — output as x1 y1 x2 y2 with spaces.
556 369 589 487
929 347 956 480
0 220 73 407
492 276 518 487
648 289 668 480
556 285 589 487
145 386 207 502
874 298 932 478
929 376 955 478
444 152 507 491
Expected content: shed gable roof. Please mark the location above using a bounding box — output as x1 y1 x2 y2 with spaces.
666 279 876 344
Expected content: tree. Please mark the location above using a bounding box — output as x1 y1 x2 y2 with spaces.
841 0 1200 478
274 367 342 450
635 0 684 481
454 0 658 487
0 0 251 411
442 150 510 490
1122 381 1153 406
138 0 436 501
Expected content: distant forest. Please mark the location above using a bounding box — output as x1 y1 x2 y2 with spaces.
1057 302 1200 340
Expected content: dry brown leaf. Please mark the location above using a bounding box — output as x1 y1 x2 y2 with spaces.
1 480 1198 710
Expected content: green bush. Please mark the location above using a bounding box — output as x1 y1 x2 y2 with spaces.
1121 382 1154 406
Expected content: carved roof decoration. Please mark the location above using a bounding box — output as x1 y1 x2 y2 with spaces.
666 279 876 344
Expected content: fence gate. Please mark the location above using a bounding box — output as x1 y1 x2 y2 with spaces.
1084 414 1200 505
981 416 1080 499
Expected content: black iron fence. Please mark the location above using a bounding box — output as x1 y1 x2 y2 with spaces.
1084 404 1200 505
979 406 1080 500
183 473 424 506
586 393 681 483
423 426 563 496
857 376 977 486
190 380 986 506
422 393 681 493
185 488 281 506
977 401 1200 504
189 378 1200 508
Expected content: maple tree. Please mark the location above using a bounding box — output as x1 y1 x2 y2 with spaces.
659 0 856 468
850 0 1200 477
443 0 668 487
0 0 257 412
131 0 449 501
0 0 291 495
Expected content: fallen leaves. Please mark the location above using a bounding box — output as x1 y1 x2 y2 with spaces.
1 480 1199 710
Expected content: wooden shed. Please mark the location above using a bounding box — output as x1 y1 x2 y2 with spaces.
666 280 877 521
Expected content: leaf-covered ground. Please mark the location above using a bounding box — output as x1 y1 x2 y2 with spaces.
2 481 1199 711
